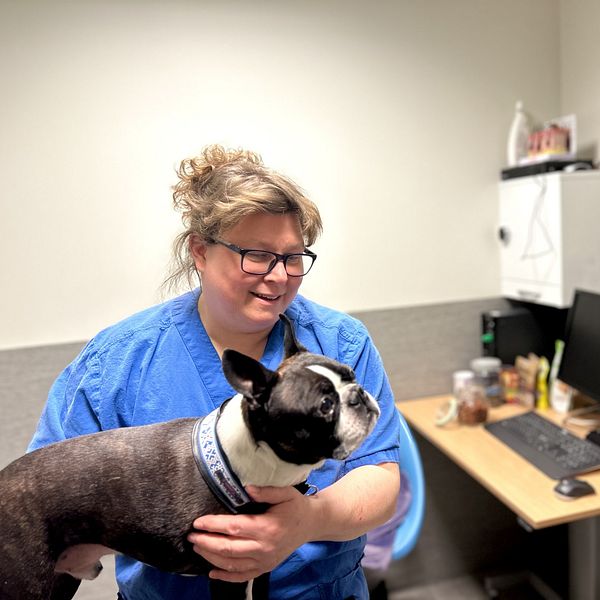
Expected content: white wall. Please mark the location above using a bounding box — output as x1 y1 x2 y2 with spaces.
0 0 561 350
559 0 600 163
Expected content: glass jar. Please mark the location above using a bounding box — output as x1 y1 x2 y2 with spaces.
457 382 488 424
470 357 502 407
453 369 474 399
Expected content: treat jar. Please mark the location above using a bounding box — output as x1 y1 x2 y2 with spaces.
470 357 502 406
457 383 488 424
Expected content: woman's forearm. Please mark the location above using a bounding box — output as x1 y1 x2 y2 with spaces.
307 462 400 542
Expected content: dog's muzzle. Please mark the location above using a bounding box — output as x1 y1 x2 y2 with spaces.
331 385 380 460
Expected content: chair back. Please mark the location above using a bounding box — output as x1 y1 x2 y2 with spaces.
392 410 425 560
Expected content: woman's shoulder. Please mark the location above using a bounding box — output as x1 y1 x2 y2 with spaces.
84 290 199 358
289 294 366 332
287 295 371 358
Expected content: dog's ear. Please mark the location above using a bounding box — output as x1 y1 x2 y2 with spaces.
279 313 307 359
221 349 278 405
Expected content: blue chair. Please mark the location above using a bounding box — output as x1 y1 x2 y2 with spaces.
391 410 426 560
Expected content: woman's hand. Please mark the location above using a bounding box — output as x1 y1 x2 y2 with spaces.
187 485 313 582
187 463 399 582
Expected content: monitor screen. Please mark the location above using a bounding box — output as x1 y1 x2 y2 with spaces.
558 289 600 403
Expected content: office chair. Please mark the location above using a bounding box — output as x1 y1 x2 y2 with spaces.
391 410 425 560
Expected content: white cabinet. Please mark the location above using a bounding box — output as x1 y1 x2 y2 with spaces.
498 171 600 308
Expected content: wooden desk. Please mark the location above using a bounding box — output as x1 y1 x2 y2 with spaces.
397 395 600 529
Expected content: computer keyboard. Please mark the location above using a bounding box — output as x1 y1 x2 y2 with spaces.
485 411 600 480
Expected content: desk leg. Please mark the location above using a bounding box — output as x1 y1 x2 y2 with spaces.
569 517 600 600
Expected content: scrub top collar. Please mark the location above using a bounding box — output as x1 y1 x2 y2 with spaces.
169 289 286 407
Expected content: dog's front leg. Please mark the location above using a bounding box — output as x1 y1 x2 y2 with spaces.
250 572 270 599
49 573 81 600
209 579 250 599
209 573 270 600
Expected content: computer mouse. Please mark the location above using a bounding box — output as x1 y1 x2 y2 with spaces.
564 162 593 173
553 478 596 500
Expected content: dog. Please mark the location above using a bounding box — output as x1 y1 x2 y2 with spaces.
0 314 380 600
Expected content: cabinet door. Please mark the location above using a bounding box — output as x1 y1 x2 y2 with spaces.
498 175 563 304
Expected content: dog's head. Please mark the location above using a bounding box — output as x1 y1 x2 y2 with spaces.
221 314 380 465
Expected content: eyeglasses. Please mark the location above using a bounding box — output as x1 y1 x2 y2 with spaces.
210 239 317 277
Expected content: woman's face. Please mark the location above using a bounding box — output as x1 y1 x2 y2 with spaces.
192 212 307 335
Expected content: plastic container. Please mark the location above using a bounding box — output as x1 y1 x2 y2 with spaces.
507 100 529 167
470 357 502 406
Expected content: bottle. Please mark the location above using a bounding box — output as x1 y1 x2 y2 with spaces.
536 356 550 410
507 100 529 167
548 340 564 401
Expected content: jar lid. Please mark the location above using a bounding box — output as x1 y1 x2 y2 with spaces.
470 357 501 373
453 369 474 381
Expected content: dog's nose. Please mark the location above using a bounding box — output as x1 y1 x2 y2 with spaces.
347 386 380 417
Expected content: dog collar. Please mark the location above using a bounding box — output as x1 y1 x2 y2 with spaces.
192 403 253 514
191 402 316 514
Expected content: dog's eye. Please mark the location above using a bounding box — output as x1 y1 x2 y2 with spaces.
320 397 335 414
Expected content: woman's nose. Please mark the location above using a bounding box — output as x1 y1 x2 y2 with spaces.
265 260 289 281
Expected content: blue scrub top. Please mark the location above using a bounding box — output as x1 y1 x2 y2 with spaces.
29 290 401 600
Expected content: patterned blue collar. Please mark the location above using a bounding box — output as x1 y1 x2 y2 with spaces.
192 402 253 514
192 400 315 514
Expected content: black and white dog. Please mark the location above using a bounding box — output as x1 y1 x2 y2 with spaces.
0 315 379 600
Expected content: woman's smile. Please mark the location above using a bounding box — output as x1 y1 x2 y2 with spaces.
251 291 283 302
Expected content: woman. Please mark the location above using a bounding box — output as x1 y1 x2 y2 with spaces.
29 144 401 599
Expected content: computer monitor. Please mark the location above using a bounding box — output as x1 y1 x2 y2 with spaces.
557 289 600 403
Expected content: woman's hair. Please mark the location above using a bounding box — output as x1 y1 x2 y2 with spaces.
162 144 323 293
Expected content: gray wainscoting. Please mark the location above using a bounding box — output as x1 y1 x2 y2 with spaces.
0 341 84 469
352 296 510 401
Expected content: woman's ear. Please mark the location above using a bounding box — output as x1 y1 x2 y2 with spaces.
189 234 208 272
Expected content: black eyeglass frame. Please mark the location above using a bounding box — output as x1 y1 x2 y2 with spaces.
210 239 317 277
